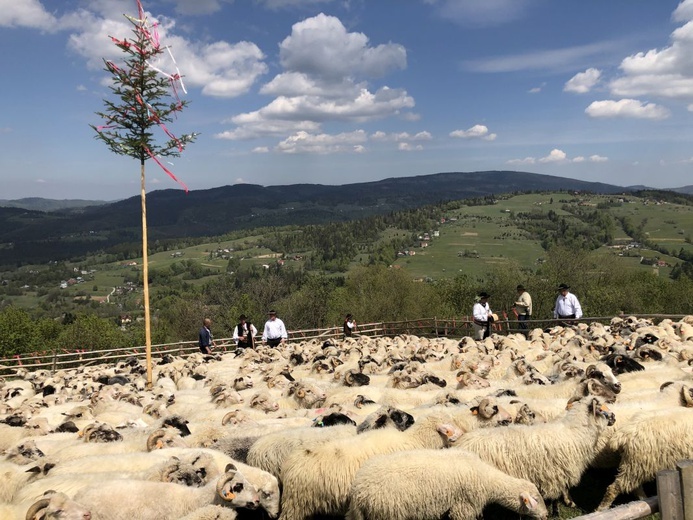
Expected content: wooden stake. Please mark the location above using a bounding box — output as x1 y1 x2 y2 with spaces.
676 460 693 520
658 468 684 520
574 496 658 520
141 161 153 389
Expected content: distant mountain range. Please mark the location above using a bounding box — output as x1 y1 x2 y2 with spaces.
0 197 108 212
0 170 686 266
673 185 693 195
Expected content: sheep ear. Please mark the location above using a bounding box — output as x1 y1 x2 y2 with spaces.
470 406 479 415
520 492 538 510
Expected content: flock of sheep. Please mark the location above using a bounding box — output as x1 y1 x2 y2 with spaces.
2 314 693 520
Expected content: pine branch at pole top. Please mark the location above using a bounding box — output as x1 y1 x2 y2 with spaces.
91 0 197 388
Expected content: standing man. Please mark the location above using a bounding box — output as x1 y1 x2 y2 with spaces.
513 285 533 332
233 314 258 350
343 314 356 338
262 310 288 347
472 292 494 340
553 283 583 325
198 317 215 355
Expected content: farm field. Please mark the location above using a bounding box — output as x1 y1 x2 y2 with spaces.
1 191 689 313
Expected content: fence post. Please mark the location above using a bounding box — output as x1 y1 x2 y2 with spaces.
658 468 685 520
677 460 693 520
51 349 57 374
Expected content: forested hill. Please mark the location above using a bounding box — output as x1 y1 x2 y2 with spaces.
0 170 632 265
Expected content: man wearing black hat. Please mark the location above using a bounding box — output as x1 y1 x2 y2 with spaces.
233 314 257 350
262 310 288 347
472 292 494 340
553 284 582 325
513 285 532 332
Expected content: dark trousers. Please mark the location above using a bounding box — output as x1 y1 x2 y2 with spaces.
266 338 282 347
518 314 530 330
558 314 576 326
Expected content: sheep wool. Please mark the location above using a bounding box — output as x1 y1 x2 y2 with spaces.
454 397 615 504
347 449 548 520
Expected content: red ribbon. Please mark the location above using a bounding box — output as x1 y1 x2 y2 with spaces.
145 146 189 193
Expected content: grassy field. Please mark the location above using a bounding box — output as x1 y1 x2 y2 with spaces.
2 191 689 311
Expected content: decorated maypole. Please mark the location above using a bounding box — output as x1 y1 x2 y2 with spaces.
92 0 197 388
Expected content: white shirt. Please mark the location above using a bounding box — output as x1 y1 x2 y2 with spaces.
473 302 491 323
262 317 288 341
233 322 258 343
554 292 583 319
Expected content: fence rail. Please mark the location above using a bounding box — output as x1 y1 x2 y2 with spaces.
0 314 687 377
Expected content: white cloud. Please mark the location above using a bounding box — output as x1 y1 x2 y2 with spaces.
607 10 693 101
0 0 57 30
508 149 608 165
252 147 269 154
449 124 497 141
76 84 87 92
528 83 545 94
370 130 432 142
506 157 536 165
62 6 267 98
585 99 671 120
564 68 601 94
215 120 321 140
279 14 406 80
539 149 567 163
276 130 367 154
398 142 423 151
35 179 47 183
221 13 414 143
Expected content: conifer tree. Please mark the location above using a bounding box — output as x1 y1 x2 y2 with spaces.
92 1 197 387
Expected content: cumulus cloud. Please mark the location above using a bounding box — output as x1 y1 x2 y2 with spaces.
507 149 608 165
0 0 57 30
278 13 406 81
564 68 601 94
252 147 269 154
449 124 497 141
67 11 268 98
276 130 368 154
607 6 693 101
258 0 333 9
528 83 545 94
161 0 233 15
221 13 415 146
585 99 671 120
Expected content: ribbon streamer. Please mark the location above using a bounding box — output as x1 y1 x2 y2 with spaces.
145 146 189 193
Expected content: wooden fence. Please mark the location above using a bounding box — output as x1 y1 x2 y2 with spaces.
0 314 687 377
573 459 693 519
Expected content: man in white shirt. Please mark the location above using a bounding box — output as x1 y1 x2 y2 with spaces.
472 292 494 340
553 283 583 325
233 314 258 350
262 310 288 347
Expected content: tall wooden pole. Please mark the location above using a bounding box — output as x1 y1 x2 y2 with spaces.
141 161 153 389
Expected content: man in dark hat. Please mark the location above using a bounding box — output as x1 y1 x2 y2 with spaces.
233 314 257 350
262 310 288 347
472 292 494 340
513 285 533 332
343 313 356 338
553 283 582 325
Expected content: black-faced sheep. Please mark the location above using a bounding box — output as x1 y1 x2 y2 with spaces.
346 449 548 520
72 465 260 520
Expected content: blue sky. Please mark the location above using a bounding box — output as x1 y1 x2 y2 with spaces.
1 0 692 200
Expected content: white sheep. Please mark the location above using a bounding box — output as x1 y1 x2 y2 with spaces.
71 465 260 520
278 410 470 520
0 457 55 503
346 449 548 520
0 491 92 520
596 407 693 511
179 505 238 520
451 397 615 510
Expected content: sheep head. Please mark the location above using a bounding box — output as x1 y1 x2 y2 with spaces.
216 464 260 510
